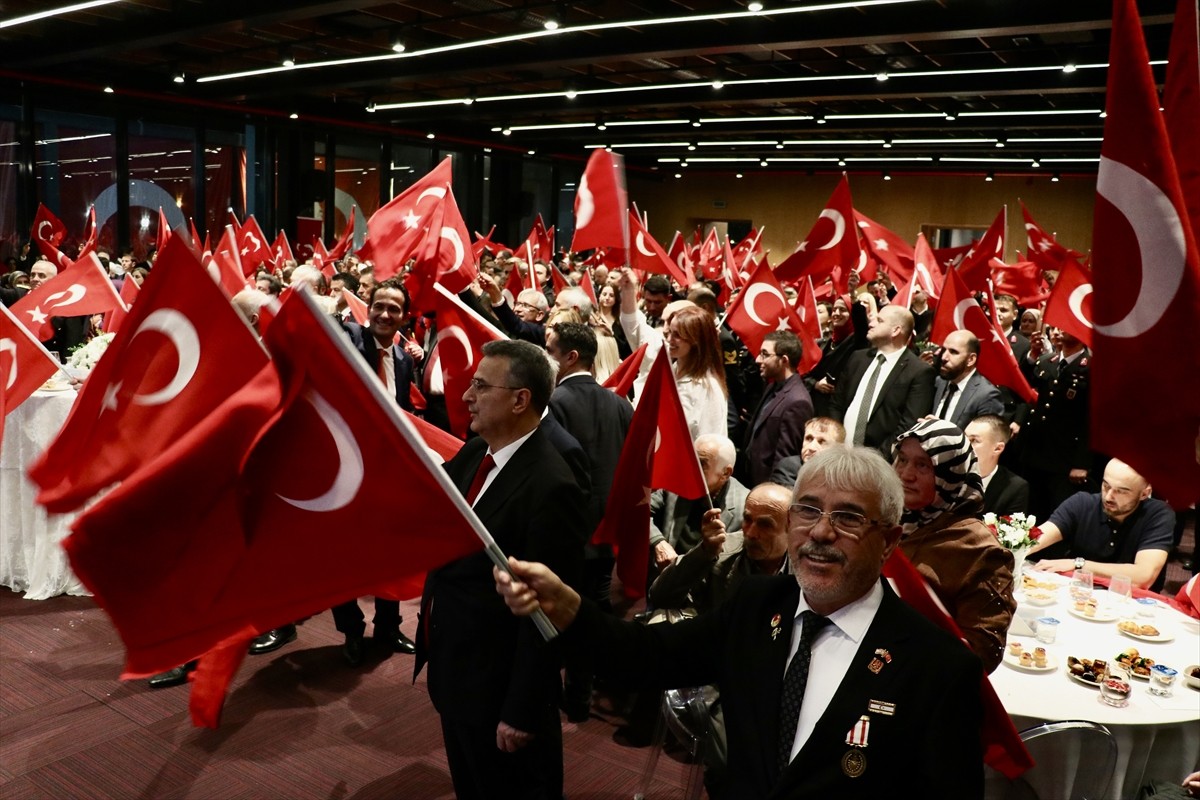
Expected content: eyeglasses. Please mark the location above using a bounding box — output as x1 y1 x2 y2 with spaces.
468 377 522 393
787 503 881 540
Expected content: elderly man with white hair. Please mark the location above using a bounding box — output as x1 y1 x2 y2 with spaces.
649 433 749 574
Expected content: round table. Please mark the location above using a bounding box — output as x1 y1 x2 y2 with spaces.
0 388 89 599
990 580 1200 799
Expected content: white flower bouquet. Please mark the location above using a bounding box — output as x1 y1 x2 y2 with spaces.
983 511 1042 550
67 332 115 371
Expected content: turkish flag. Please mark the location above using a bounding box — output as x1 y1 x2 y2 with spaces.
991 259 1048 307
103 270 142 334
11 252 124 341
602 342 648 398
30 203 67 266
666 230 697 286
1042 257 1094 347
930 268 1037 403
628 212 690 287
579 269 597 304
1164 0 1200 239
206 224 249 297
1090 0 1200 507
237 215 272 275
855 210 914 285
295 216 321 262
502 254 527 307
404 185 478 315
956 208 1007 292
892 232 943 307
358 156 454 282
312 238 335 279
725 259 809 363
792 277 824 375
696 227 722 279
342 288 369 326
28 236 269 513
77 206 98 263
730 227 765 272
933 243 972 272
571 149 628 253
270 229 294 269
433 283 507 438
473 225 500 259
716 236 744 306
882 549 1033 780
1020 201 1085 274
188 218 205 258
0 303 63 424
156 208 172 257
775 175 861 293
326 206 356 262
405 407 464 462
523 214 552 263
593 349 707 597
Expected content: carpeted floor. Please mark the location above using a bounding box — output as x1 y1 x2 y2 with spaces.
0 593 695 800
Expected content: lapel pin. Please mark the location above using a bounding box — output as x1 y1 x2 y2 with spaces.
770 613 782 640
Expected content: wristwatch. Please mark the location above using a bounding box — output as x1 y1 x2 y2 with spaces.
1074 557 1086 571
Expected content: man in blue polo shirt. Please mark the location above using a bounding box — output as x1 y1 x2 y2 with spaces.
1029 458 1174 591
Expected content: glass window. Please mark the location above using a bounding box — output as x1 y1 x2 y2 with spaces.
205 129 245 246
127 121 195 260
0 105 20 265
332 138 380 251
34 109 116 259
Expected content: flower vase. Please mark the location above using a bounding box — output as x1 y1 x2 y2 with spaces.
1010 545 1031 584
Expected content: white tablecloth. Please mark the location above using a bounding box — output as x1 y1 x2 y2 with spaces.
991 584 1200 798
0 389 88 599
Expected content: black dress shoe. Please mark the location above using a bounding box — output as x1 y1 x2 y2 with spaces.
343 635 366 667
148 661 197 689
248 624 297 656
376 630 417 655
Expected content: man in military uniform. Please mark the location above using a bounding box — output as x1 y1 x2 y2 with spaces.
1018 330 1096 521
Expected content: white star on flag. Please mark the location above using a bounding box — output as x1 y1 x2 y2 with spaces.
874 238 889 251
402 210 421 230
28 307 48 325
775 316 792 331
100 381 122 414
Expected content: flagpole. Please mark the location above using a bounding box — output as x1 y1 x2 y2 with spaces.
297 287 560 641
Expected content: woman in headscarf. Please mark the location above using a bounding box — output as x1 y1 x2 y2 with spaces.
806 292 870 417
892 417 1016 673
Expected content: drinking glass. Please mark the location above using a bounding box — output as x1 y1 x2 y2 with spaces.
1099 663 1131 707
1110 574 1133 612
1070 569 1094 603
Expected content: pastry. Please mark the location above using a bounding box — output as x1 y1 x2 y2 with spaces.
1008 642 1024 656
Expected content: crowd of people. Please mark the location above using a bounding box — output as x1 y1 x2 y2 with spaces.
4 235 1193 799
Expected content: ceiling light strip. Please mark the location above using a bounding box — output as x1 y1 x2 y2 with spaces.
0 0 122 30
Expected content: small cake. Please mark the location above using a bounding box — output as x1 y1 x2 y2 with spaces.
1008 642 1024 657
1033 647 1047 667
1020 652 1033 667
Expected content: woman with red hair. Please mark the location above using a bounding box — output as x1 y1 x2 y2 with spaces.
665 305 728 439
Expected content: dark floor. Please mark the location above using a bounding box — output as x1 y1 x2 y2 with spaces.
0 593 694 800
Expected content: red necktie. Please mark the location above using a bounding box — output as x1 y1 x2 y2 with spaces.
465 454 496 505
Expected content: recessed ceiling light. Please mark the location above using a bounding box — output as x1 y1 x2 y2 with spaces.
426 132 436 139
1062 64 1077 73
564 88 578 99
883 171 892 181
103 86 114 93
985 172 995 181
289 112 298 119
392 41 406 53
760 160 768 167
674 173 683 178
173 73 185 84
711 78 724 89
748 2 764 11
527 149 536 155
736 173 744 178
875 71 889 81
1051 173 1061 182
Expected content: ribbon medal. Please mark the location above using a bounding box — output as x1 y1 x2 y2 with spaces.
841 715 870 778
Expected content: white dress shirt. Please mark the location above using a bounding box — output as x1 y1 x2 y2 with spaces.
938 367 976 422
784 581 885 761
472 427 537 504
841 348 905 446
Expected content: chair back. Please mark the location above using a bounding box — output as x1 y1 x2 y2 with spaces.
984 720 1117 800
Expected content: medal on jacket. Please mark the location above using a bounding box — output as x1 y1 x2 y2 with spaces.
868 647 891 674
841 715 870 778
770 613 782 640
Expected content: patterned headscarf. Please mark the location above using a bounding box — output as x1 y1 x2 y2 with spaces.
895 417 984 536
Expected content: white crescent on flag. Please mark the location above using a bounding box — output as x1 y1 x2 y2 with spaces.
575 175 594 229
952 299 976 330
437 324 474 369
1068 284 1095 329
43 284 87 311
417 186 448 204
0 339 16 390
440 227 465 270
1094 156 1188 338
817 209 846 250
743 283 786 327
128 309 201 406
635 231 656 257
37 221 53 242
277 390 364 513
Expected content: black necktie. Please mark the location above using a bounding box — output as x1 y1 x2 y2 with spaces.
777 611 832 772
851 354 886 446
938 381 959 419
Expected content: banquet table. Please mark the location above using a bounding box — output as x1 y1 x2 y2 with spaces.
990 579 1200 799
0 388 89 599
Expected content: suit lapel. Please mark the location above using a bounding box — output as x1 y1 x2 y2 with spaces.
471 429 541 522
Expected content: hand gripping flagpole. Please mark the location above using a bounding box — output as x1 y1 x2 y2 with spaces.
299 287 560 641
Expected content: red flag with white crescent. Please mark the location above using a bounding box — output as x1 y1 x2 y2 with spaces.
270 229 295 269
1164 0 1200 239
207 225 249 297
929 268 1037 403
30 203 67 266
103 269 142 334
28 236 269 513
237 215 272 276
1019 201 1085 274
628 212 690 286
775 175 860 293
11 252 124 341
593 349 706 597
667 231 697 286
571 149 628 253
432 283 508 438
156 208 172 257
327 206 356 262
358 156 454 282
342 288 369 327
854 210 914 285
602 342 648 398
724 259 810 364
956 208 1007 292
404 184 478 315
892 233 943 307
1090 0 1200 507
1042 257 1094 347
0 303 63 428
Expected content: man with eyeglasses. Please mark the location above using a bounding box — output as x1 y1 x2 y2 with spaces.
416 339 587 800
494 445 984 799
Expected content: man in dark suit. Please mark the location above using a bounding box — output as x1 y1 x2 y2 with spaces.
335 277 418 665
933 330 1004 431
741 330 814 487
496 446 984 799
830 305 935 452
966 415 1030 517
416 339 587 800
545 321 633 720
